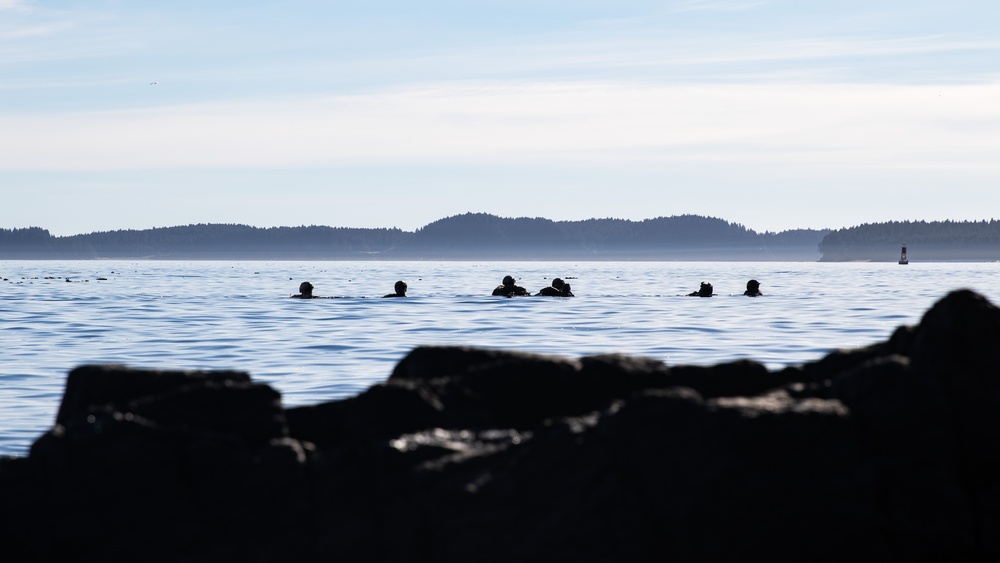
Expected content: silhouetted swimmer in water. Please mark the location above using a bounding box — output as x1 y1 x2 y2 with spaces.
744 279 763 297
291 281 316 298
537 278 574 297
687 282 714 297
492 275 530 297
383 280 407 298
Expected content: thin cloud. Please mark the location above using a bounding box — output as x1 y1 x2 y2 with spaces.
2 81 998 173
242 30 1000 92
0 21 76 41
0 4 131 64
465 33 1000 80
672 0 768 13
0 0 26 11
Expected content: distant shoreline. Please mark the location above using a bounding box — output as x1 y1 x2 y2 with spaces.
4 213 999 262
5 256 998 263
4 256 826 262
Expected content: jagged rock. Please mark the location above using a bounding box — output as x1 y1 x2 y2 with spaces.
2 289 1000 562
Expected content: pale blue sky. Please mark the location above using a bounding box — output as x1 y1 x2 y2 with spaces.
2 1 998 235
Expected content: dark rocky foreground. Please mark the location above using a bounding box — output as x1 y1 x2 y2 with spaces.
3 289 1000 562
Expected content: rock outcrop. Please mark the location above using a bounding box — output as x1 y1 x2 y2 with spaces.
3 289 1000 562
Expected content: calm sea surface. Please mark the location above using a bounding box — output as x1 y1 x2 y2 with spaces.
2 260 998 456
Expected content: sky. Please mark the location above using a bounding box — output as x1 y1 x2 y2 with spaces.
2 1 999 236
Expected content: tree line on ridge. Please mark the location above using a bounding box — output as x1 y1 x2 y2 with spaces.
2 214 998 261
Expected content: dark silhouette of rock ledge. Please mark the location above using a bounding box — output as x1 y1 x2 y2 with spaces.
2 289 1000 562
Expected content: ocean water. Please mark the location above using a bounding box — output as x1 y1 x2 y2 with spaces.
2 260 997 457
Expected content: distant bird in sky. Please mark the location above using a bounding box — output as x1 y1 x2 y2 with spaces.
149 82 157 85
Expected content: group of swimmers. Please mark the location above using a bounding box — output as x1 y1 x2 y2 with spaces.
491 275 574 297
688 279 763 297
291 280 407 299
292 276 763 298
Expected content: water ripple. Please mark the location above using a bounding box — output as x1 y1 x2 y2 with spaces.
2 259 998 456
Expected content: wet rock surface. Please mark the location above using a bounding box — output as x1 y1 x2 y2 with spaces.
3 289 999 562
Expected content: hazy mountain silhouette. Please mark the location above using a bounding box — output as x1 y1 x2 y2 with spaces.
404 213 824 260
14 214 999 261
1 214 831 260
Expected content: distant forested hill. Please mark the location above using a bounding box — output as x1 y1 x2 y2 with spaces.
407 213 824 259
0 224 409 259
1 214 827 260
7 216 996 261
819 220 1000 262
